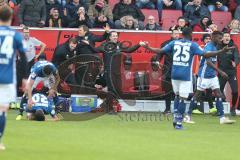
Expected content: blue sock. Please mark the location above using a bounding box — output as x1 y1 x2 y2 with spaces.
0 112 6 143
173 96 179 114
188 99 196 115
173 96 179 127
216 98 224 118
178 99 186 115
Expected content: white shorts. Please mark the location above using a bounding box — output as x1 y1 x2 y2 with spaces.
0 84 16 105
28 74 55 89
172 80 193 98
197 76 220 91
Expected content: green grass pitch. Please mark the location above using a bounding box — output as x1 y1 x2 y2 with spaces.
0 111 240 160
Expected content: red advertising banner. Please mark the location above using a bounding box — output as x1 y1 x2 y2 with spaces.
19 28 240 95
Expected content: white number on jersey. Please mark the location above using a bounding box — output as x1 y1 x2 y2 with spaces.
32 94 48 105
0 36 14 58
173 45 190 62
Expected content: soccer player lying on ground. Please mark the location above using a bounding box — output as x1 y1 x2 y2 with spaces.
16 60 60 120
184 31 236 124
25 93 59 121
0 5 28 150
140 27 235 129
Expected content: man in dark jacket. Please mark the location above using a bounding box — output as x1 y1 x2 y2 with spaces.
75 24 110 55
64 0 87 26
74 24 110 87
93 31 142 94
218 32 239 115
18 0 47 27
184 0 210 27
52 38 78 84
52 38 78 67
113 0 145 29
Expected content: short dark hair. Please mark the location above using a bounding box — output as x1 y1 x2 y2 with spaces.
177 16 185 21
202 33 211 42
182 27 192 37
212 31 223 37
23 26 29 30
68 37 78 44
0 5 13 22
79 25 89 32
43 65 54 76
34 110 45 121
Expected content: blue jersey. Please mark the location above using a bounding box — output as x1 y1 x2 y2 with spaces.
162 39 204 81
29 93 56 117
198 42 217 78
30 60 57 80
0 26 26 84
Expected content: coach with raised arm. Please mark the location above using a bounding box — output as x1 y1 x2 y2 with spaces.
218 32 240 116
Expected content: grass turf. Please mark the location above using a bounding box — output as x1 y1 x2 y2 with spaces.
0 111 240 160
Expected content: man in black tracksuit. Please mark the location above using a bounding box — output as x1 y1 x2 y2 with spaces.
74 25 110 87
159 29 180 113
218 32 239 115
52 38 78 84
93 31 141 95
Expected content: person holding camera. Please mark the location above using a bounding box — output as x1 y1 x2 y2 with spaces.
184 0 210 27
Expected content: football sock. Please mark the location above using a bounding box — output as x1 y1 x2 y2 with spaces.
0 112 6 143
216 98 224 118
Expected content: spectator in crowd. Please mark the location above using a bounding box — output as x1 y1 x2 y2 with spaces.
206 0 228 12
46 0 62 27
222 19 240 33
234 5 240 20
88 0 114 28
217 32 239 115
193 16 212 32
48 8 62 27
157 0 182 19
207 23 218 32
145 15 162 30
184 0 210 27
64 0 87 26
113 0 145 29
68 6 93 28
22 26 46 73
18 0 47 27
135 0 155 9
170 16 188 31
119 15 140 30
57 0 67 6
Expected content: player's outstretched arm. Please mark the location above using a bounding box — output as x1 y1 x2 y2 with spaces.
203 46 235 58
206 59 229 79
140 41 165 54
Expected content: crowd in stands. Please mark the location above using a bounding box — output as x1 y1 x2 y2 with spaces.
2 0 240 32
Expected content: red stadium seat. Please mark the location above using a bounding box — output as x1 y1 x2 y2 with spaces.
109 0 119 9
141 9 159 25
211 11 232 31
161 10 183 30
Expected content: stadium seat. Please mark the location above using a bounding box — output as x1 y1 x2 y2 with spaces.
211 11 232 31
141 9 159 25
109 0 119 9
161 10 183 30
